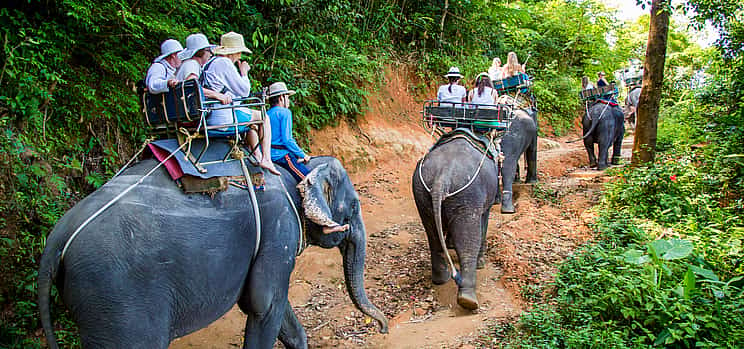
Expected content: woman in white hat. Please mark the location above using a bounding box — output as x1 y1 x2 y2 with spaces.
175 33 231 104
202 31 279 175
145 39 184 94
437 67 467 107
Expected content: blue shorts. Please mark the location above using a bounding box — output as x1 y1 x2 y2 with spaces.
274 154 310 181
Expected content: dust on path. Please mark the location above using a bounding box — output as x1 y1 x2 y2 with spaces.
170 70 631 349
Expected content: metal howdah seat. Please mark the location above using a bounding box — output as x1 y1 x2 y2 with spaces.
492 73 533 95
579 82 619 101
139 80 266 173
422 100 515 135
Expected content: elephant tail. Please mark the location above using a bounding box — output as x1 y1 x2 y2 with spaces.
431 179 462 286
38 242 62 349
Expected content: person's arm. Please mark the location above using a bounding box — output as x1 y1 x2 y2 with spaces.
146 63 170 94
279 109 306 159
215 58 251 97
202 87 232 104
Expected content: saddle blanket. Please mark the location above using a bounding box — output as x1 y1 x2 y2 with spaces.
146 139 251 180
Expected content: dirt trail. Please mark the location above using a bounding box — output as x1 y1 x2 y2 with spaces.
170 69 631 348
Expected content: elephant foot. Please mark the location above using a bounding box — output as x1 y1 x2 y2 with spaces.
597 164 609 170
589 161 598 168
500 191 515 214
431 266 451 285
476 256 486 269
457 288 479 310
525 177 538 184
611 156 622 165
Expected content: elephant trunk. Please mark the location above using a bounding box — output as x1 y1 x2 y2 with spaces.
341 219 389 333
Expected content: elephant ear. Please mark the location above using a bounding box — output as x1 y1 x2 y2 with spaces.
297 163 339 228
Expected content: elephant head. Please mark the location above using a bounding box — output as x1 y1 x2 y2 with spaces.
297 157 389 333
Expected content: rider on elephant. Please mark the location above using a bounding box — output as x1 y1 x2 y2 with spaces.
145 39 184 93
267 81 349 235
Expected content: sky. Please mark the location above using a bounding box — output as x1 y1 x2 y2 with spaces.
601 0 719 47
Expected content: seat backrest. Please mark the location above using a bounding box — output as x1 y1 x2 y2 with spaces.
141 79 204 127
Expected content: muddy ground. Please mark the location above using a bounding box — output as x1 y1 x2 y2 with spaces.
170 69 630 348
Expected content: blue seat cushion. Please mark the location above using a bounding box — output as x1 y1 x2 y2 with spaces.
207 125 250 137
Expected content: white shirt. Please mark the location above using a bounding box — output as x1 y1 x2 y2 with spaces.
201 56 253 127
437 84 467 107
469 87 497 108
488 66 504 82
175 59 201 81
145 60 176 94
583 82 595 90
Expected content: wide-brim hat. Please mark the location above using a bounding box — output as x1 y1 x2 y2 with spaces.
444 66 463 78
179 33 217 60
267 82 296 98
214 32 253 55
154 39 184 63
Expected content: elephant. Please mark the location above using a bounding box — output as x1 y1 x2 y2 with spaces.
411 108 537 310
582 100 625 170
37 156 388 349
624 86 641 128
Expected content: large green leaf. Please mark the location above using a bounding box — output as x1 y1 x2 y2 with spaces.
649 239 693 260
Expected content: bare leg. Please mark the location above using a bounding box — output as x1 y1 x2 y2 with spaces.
252 110 280 175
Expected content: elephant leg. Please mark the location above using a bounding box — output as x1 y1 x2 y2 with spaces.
494 159 502 204
583 136 597 168
500 156 518 214
476 211 489 269
611 114 625 165
525 138 538 183
451 213 482 310
239 251 294 348
277 300 308 349
414 195 450 285
597 130 611 170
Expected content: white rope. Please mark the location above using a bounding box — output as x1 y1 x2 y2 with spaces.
238 157 262 261
417 133 495 198
61 139 192 262
113 138 154 178
277 173 305 256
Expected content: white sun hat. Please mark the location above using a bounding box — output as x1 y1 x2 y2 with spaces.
267 82 296 98
444 66 463 78
214 32 253 55
153 39 184 63
178 33 217 60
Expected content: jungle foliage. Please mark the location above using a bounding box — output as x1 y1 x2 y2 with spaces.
0 0 726 347
485 1 744 347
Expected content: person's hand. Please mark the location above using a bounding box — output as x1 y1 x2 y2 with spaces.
167 79 179 88
300 155 311 163
217 93 232 105
238 61 251 76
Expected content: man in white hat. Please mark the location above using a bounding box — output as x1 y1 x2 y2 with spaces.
202 31 279 175
175 33 230 104
145 39 184 94
266 82 308 180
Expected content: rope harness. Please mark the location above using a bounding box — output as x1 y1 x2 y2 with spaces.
61 129 198 261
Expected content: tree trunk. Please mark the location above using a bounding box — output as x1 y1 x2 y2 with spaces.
631 0 670 166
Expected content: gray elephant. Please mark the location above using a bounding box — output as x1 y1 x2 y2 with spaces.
411 109 537 310
624 86 641 128
37 156 387 349
582 100 625 169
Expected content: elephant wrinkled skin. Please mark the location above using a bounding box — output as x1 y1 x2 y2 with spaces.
583 101 625 170
37 156 387 349
411 109 537 310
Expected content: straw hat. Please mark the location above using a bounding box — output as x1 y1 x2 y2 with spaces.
179 33 217 60
444 66 463 78
267 82 296 98
214 32 253 55
154 39 184 63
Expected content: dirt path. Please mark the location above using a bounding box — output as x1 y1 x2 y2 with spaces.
170 71 631 349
